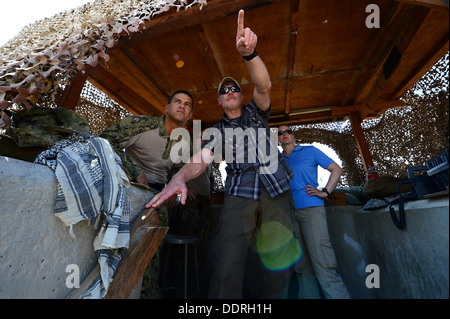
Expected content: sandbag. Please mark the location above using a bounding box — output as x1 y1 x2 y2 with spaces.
0 107 90 162
363 176 410 199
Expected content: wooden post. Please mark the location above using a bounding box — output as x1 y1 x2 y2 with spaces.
104 208 167 299
58 70 88 110
66 207 167 299
349 112 374 172
104 225 167 299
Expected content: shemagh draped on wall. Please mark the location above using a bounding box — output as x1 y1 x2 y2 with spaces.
34 131 130 298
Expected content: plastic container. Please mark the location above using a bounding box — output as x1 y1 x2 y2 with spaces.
426 150 449 192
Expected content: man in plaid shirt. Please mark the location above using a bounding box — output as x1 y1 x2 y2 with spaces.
147 10 303 299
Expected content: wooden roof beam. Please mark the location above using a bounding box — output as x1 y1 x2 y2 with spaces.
86 64 162 116
284 0 300 115
269 115 348 127
58 69 88 110
270 98 406 126
393 35 449 100
360 5 432 118
395 0 449 10
340 2 411 107
196 24 224 82
121 46 172 100
389 3 448 98
117 0 280 46
331 104 360 116
270 110 334 125
349 112 374 172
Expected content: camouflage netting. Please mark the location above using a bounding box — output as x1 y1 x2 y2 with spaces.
292 53 449 187
0 0 207 111
76 81 131 134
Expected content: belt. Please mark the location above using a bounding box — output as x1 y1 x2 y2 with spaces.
148 182 165 191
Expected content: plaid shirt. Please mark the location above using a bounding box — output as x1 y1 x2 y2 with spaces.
203 100 294 200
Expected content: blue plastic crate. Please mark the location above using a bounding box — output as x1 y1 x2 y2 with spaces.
427 150 449 192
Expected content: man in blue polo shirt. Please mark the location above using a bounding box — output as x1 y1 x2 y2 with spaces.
278 124 351 299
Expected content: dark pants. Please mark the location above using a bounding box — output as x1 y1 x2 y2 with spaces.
208 188 300 299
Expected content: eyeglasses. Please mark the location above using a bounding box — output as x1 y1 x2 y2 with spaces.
219 86 241 95
278 130 293 136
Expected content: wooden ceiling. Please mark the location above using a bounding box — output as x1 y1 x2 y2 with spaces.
67 0 449 128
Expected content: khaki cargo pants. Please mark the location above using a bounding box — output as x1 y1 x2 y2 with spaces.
208 188 299 299
294 205 351 299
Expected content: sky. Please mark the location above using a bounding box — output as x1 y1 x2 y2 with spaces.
0 0 94 47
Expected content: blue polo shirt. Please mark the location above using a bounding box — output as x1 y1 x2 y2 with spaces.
282 145 334 209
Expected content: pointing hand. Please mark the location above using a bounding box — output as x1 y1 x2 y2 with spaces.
236 9 258 57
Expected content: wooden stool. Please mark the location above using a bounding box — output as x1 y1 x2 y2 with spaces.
161 234 200 298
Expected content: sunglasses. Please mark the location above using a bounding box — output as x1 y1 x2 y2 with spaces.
219 86 241 95
278 129 293 136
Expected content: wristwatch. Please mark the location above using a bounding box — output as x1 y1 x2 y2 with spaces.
243 50 258 61
322 188 332 200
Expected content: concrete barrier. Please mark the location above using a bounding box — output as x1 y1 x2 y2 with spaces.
1 155 448 298
327 198 449 299
0 156 154 298
210 193 449 299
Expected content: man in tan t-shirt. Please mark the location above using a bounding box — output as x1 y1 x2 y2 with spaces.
100 90 194 299
100 90 193 191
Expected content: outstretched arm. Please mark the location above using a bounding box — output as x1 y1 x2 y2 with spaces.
236 9 271 111
145 148 214 208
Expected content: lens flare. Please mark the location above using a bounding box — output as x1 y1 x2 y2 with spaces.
256 221 302 271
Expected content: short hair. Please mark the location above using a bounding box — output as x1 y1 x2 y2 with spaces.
278 124 292 130
168 90 194 108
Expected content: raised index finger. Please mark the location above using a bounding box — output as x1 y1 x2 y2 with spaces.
237 9 245 38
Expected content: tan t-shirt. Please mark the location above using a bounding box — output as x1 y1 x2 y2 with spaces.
120 129 172 184
186 163 212 196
